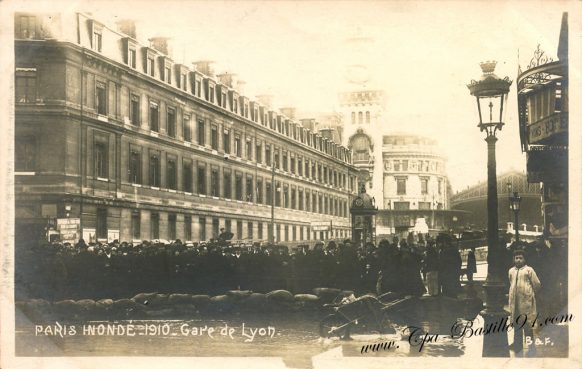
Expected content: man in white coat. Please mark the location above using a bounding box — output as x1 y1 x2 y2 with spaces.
508 249 541 356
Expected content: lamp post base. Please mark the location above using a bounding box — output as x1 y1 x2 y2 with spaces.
481 281 510 357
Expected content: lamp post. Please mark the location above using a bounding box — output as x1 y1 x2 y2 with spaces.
509 191 522 244
467 61 512 357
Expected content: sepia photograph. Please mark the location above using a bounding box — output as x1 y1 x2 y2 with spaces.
1 1 580 368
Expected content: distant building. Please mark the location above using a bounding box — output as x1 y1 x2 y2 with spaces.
450 171 542 232
14 12 359 245
378 134 457 236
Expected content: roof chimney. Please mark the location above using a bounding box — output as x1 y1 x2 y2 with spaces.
319 128 334 141
193 61 215 77
149 37 171 56
257 94 273 109
116 19 137 39
280 107 296 119
217 73 236 88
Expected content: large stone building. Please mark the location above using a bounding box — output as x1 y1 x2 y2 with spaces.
450 171 543 233
379 134 453 235
14 12 359 245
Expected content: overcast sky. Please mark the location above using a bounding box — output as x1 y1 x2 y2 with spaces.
12 0 578 192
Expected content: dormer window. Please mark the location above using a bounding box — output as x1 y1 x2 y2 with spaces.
165 66 171 83
221 91 227 108
193 75 202 97
144 48 157 77
124 38 138 69
90 20 104 52
230 92 239 114
206 80 216 104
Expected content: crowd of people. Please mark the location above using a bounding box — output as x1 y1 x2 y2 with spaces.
15 232 565 311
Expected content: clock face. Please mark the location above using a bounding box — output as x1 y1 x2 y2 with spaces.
355 198 364 207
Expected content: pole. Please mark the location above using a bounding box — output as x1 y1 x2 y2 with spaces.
514 209 520 244
269 163 275 244
481 135 509 357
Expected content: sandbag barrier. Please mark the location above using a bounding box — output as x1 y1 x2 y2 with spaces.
16 288 352 322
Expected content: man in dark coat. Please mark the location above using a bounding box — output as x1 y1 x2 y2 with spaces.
466 247 477 282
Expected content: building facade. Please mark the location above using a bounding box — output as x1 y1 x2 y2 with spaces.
378 134 454 236
14 12 359 245
450 171 543 233
517 13 568 243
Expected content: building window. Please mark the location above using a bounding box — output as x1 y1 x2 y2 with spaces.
181 74 187 91
351 112 355 124
17 15 36 39
297 158 303 176
291 188 296 209
221 92 227 108
149 154 161 187
96 81 107 115
223 169 231 199
96 208 107 239
282 152 288 171
245 139 252 160
151 213 160 239
290 157 295 174
167 158 177 190
195 78 202 97
293 226 296 241
419 202 431 210
199 217 206 241
15 70 36 103
212 218 219 239
358 112 363 124
208 85 215 103
130 94 140 125
93 29 102 52
402 160 408 171
149 101 159 132
265 145 271 166
129 149 141 184
258 223 263 240
366 111 370 124
235 173 243 201
211 168 219 197
166 214 176 240
298 190 304 211
421 178 429 195
256 143 262 163
131 211 140 240
128 48 137 68
197 119 205 145
234 135 241 157
167 107 176 137
183 161 192 193
285 225 289 241
223 129 230 154
184 215 192 240
283 185 289 208
247 222 253 239
197 164 206 195
15 136 36 171
266 182 273 206
274 149 280 169
183 115 191 142
211 125 218 150
396 178 407 195
225 219 232 233
394 161 401 171
237 221 243 239
256 178 263 204
165 66 171 84
147 56 155 77
94 142 108 178
306 192 311 212
246 176 253 202
393 202 410 210
276 224 281 242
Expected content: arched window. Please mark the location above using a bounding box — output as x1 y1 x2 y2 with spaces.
358 112 363 124
366 111 370 124
351 112 356 124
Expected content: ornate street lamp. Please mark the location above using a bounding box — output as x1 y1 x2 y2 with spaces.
467 61 512 357
509 191 522 244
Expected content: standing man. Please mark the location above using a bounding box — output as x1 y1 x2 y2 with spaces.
466 247 477 283
508 249 542 357
424 242 439 296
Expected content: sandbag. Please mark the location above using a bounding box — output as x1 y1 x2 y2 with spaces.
294 294 319 302
168 294 192 305
226 290 252 299
131 292 158 305
266 290 294 303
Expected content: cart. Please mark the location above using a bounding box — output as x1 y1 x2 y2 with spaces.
319 292 413 338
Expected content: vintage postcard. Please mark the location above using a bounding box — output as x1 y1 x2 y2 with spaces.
1 1 581 368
